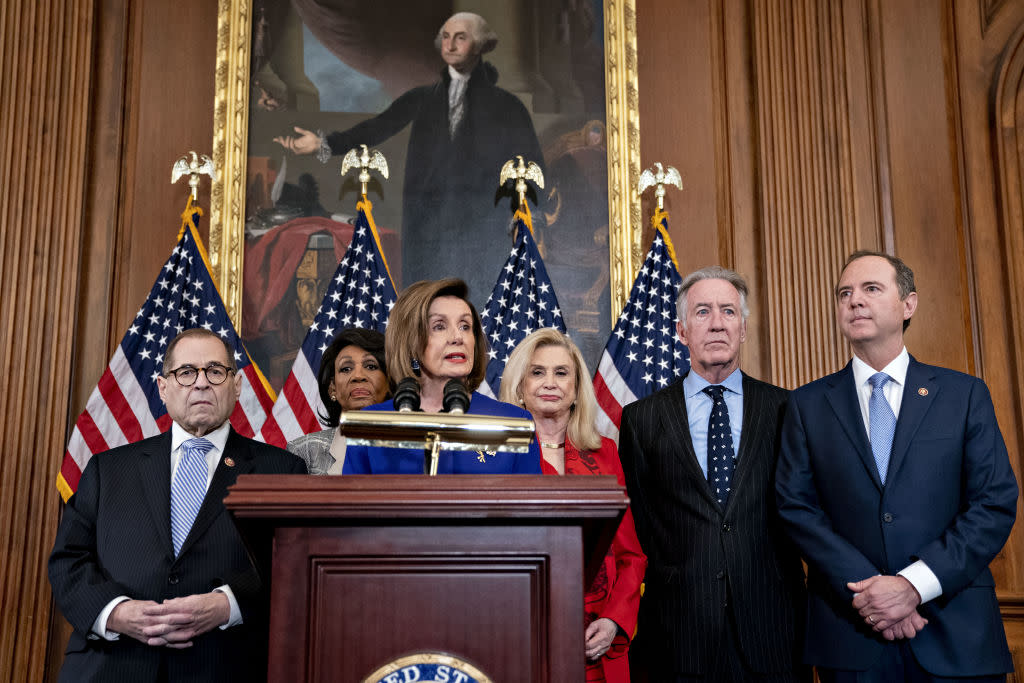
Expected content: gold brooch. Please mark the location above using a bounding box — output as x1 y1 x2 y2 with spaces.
917 388 928 396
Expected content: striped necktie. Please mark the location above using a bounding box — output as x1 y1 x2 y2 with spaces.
170 437 214 556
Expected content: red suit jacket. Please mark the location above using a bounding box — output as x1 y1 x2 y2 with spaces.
542 437 647 683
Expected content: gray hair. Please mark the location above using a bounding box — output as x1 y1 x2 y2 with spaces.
676 266 750 329
434 12 498 55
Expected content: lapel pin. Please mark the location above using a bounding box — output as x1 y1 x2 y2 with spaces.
917 388 928 396
223 457 236 467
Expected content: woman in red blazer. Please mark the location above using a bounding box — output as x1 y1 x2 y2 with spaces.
501 328 647 683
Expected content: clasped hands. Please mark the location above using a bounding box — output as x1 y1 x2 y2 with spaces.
848 575 927 641
108 592 230 649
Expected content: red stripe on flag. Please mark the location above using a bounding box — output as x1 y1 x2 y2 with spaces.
156 413 173 432
242 365 275 413
259 414 288 448
230 405 255 438
77 410 111 455
593 371 623 427
59 452 83 493
282 376 320 434
97 370 144 443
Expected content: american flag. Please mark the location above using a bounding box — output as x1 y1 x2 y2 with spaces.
478 206 565 398
258 198 396 447
594 208 690 440
57 199 276 501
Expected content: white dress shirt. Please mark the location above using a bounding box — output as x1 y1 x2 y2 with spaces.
851 348 942 604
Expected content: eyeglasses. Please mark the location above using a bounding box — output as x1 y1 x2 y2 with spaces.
164 363 234 386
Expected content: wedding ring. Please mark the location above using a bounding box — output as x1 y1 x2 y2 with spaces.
868 615 875 624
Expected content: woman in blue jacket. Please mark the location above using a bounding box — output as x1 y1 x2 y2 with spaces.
343 278 541 474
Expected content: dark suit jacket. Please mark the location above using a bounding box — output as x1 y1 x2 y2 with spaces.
619 372 806 677
49 428 307 683
775 356 1018 676
325 60 543 303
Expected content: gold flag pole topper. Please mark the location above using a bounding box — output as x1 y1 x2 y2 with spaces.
171 151 217 202
499 155 544 207
637 162 682 210
341 144 389 197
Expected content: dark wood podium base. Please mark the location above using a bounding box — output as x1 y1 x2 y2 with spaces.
225 474 627 682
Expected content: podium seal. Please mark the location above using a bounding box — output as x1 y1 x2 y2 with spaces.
362 651 493 683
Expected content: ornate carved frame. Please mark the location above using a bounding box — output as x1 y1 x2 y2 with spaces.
209 0 641 327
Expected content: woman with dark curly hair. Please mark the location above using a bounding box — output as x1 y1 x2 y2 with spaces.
286 327 389 474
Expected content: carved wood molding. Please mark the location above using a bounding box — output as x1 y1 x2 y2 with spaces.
0 0 96 680
750 0 887 388
992 20 1024 467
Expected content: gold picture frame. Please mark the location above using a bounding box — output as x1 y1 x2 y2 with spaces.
209 0 641 332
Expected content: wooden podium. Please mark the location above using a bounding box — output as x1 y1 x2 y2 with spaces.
224 474 627 682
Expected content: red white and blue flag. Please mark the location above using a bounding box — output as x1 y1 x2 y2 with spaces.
57 198 275 501
478 206 565 399
594 208 689 441
257 198 396 447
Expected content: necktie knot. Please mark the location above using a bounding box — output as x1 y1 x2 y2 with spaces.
181 437 214 457
703 385 725 402
869 372 891 391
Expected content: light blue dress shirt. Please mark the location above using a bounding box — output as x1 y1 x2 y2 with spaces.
683 368 743 477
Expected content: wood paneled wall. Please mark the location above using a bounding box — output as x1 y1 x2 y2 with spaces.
0 0 1022 680
0 1 96 681
638 0 1024 674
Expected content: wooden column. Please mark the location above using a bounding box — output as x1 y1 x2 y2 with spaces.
0 0 96 680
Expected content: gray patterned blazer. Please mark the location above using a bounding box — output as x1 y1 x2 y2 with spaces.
286 427 346 475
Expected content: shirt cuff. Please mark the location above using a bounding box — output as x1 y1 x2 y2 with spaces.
898 560 942 604
214 585 242 629
91 596 131 640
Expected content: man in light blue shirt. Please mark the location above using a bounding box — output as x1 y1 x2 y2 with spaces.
620 266 806 682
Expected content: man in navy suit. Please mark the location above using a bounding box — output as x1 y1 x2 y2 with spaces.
49 328 306 682
776 251 1018 682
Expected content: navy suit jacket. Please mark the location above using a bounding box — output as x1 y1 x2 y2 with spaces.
343 392 542 474
776 356 1017 676
48 428 306 683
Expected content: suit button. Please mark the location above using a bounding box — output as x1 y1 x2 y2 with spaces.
882 513 894 523
168 573 180 585
717 571 725 580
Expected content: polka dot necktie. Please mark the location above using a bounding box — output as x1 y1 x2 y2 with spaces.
703 385 735 507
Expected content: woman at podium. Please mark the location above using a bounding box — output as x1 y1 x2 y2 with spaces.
286 327 390 474
500 328 646 683
343 278 542 474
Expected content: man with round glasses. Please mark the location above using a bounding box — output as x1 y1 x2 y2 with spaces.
49 328 306 682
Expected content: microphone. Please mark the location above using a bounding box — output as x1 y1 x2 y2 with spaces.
442 379 471 415
393 377 421 412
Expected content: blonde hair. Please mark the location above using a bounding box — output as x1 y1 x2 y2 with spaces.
500 328 602 451
385 279 488 392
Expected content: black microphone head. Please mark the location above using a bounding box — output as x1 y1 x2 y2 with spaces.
442 379 470 414
393 377 421 412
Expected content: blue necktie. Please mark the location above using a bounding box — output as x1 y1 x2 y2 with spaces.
704 385 735 507
868 373 896 485
170 437 214 556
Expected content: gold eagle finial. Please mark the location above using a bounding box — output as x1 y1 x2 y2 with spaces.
499 155 544 207
638 162 683 210
171 151 216 202
341 144 389 197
